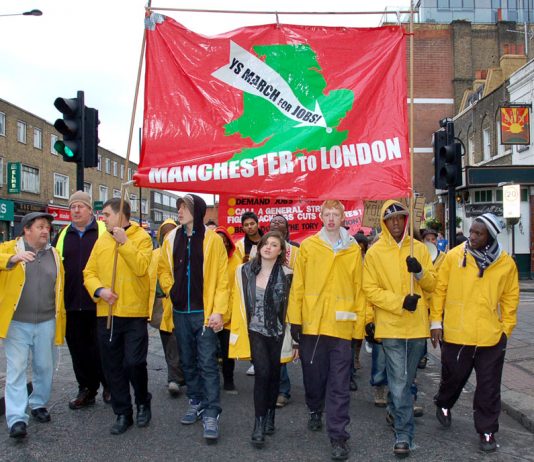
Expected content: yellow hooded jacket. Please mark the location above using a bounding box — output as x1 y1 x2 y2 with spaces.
228 264 294 362
287 228 364 340
0 238 66 344
430 242 519 346
83 221 152 318
362 200 436 339
157 227 229 332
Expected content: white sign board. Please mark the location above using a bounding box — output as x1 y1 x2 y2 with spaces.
503 184 521 218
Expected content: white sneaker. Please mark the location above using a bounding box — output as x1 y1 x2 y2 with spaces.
365 341 373 354
246 364 255 376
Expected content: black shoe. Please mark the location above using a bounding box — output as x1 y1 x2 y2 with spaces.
331 439 350 461
9 421 27 439
436 406 451 428
110 414 133 435
31 407 51 423
102 388 112 404
251 416 265 448
308 411 323 431
393 441 410 458
264 409 275 435
69 388 96 410
479 432 497 452
349 377 358 391
136 402 152 428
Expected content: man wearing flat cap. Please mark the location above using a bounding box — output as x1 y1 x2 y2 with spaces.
362 200 436 457
431 213 519 453
158 193 229 442
0 212 66 439
53 191 109 410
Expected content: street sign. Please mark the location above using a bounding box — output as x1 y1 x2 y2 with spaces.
503 184 521 218
0 199 14 221
93 201 104 211
7 162 21 194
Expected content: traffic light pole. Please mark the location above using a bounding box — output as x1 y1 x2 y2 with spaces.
76 161 84 191
448 185 456 249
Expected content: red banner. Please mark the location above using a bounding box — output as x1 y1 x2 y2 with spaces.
218 195 368 242
136 14 410 200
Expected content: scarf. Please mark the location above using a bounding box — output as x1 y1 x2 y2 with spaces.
462 237 502 277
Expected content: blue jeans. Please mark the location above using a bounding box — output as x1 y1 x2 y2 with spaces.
382 338 426 445
279 363 291 398
4 319 56 429
173 311 221 417
370 342 388 387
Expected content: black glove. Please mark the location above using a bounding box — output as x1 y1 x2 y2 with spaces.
406 256 422 273
403 294 421 312
365 322 376 344
290 324 302 343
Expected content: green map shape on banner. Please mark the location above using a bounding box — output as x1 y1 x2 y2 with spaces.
225 44 355 161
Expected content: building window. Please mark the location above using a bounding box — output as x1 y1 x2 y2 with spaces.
154 210 163 222
130 194 138 212
141 199 148 215
0 157 4 187
84 182 92 198
54 173 69 199
105 158 111 174
474 190 493 203
97 154 102 171
482 128 491 160
154 192 162 204
0 112 5 136
128 168 132 181
467 129 474 165
120 164 124 179
113 189 121 198
21 165 39 194
163 195 170 207
33 128 42 149
112 161 118 177
99 185 108 202
170 197 177 208
51 134 59 155
17 121 27 144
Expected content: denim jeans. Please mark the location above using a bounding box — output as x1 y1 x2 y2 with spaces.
173 311 221 417
382 338 426 445
279 363 291 398
370 342 388 387
4 319 56 429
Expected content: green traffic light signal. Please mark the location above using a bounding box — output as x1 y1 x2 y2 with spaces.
54 140 75 158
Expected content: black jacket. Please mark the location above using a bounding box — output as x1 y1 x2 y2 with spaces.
52 219 100 311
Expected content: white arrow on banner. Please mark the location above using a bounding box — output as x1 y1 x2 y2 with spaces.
212 41 328 129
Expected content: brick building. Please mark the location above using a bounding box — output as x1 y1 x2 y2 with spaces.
0 98 180 241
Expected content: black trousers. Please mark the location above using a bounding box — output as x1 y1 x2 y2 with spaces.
434 334 507 434
249 331 282 417
217 329 235 384
66 310 107 393
97 317 149 416
300 334 352 441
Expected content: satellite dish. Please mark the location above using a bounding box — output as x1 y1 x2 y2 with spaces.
424 240 438 263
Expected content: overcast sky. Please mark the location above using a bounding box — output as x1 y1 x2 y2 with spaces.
1 0 411 164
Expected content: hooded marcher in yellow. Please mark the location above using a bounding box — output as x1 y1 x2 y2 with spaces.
287 200 364 462
157 194 229 443
362 200 436 458
431 213 519 453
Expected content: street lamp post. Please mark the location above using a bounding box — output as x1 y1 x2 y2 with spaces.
0 9 43 17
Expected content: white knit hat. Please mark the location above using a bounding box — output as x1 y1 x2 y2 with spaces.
474 213 503 239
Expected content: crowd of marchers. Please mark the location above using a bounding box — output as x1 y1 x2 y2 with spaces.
0 190 519 461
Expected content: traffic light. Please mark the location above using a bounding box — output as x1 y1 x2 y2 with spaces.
438 142 462 188
83 108 99 167
53 91 85 163
432 129 448 189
